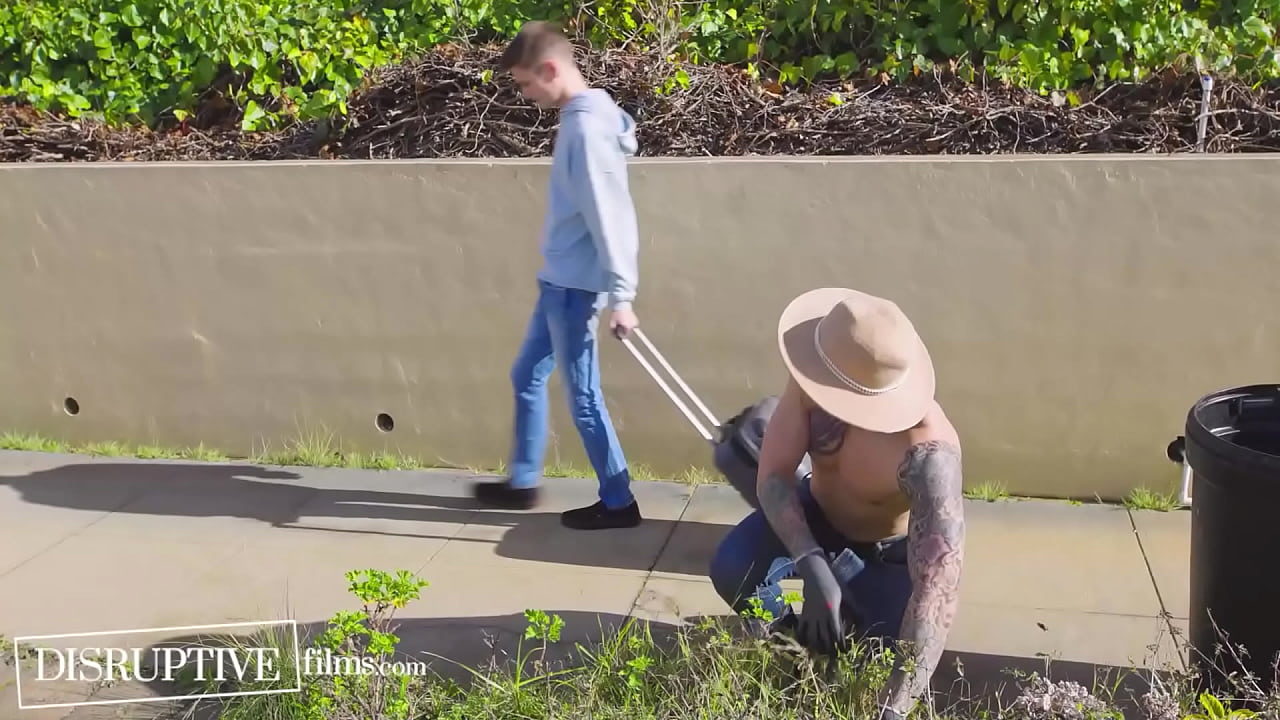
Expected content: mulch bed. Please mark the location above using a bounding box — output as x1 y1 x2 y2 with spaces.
3 44 1279 162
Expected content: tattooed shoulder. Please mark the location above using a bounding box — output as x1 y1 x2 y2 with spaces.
896 439 964 499
807 406 848 456
895 439 966 581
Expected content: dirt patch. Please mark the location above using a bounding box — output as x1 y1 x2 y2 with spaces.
4 44 1279 162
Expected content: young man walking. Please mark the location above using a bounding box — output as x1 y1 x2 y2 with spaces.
472 22 643 531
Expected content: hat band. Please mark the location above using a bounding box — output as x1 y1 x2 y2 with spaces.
813 324 908 396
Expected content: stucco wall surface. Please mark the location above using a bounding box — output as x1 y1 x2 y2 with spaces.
1 155 1277 500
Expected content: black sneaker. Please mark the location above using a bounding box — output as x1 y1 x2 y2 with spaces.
560 500 641 530
473 479 540 510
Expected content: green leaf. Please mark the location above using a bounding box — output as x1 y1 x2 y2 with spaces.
194 56 217 87
298 52 320 81
1243 16 1272 39
241 99 267 131
1200 692 1226 719
120 5 144 27
834 51 858 75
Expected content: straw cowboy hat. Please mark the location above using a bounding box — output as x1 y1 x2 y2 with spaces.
777 287 936 433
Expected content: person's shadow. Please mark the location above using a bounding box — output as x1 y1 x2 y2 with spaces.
1 457 1182 717
0 456 731 576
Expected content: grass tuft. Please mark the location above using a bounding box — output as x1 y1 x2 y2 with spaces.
963 481 1009 502
0 428 719 487
82 440 131 456
181 442 229 463
0 431 67 453
1123 486 1181 512
0 428 1185 509
135 444 183 459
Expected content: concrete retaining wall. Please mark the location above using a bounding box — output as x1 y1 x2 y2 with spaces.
2 155 1277 500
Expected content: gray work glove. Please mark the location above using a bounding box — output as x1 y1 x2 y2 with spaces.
795 552 850 656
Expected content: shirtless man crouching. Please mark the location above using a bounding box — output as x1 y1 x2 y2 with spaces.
709 287 965 720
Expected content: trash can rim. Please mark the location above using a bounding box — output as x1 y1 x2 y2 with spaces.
1186 383 1280 468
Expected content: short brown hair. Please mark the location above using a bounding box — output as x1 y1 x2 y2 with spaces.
497 21 575 71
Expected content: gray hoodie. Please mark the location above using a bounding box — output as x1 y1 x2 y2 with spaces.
536 88 640 312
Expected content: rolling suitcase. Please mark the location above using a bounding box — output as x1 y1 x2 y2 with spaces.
619 328 813 509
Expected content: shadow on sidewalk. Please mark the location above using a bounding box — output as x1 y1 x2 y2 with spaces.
0 461 733 576
139 611 1175 720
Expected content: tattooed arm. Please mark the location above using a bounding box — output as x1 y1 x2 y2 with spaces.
755 379 821 559
879 440 966 719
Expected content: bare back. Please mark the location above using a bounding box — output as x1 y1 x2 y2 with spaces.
803 397 961 543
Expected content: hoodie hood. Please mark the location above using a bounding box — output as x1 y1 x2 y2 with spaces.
563 88 638 156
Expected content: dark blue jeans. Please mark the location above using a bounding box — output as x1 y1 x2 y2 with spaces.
709 476 913 641
507 279 634 509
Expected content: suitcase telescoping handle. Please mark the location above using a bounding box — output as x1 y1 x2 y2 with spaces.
618 328 721 445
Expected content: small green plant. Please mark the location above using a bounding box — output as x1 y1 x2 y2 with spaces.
134 444 182 459
254 426 344 468
543 461 586 478
344 451 402 471
1125 486 1181 512
178 568 430 720
742 595 776 623
182 442 228 463
1185 691 1258 719
675 465 717 486
83 440 130 456
0 432 67 453
965 480 1010 502
288 569 431 720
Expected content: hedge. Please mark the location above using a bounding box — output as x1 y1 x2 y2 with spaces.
1 0 1277 131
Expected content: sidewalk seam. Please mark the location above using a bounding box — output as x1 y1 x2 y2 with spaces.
627 486 696 618
0 476 156 581
415 510 479 573
1127 506 1187 671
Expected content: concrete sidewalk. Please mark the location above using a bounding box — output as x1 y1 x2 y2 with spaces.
0 450 1191 718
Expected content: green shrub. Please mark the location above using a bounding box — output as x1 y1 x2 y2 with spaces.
1 0 1277 129
0 0 454 129
651 0 1279 92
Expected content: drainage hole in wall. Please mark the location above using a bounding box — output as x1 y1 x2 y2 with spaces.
63 397 80 416
376 413 395 432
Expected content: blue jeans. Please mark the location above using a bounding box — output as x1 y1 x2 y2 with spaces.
507 279 633 509
709 476 913 641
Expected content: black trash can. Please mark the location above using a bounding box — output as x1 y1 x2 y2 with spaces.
1178 384 1280 694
